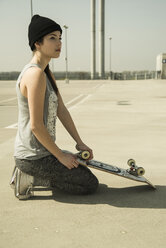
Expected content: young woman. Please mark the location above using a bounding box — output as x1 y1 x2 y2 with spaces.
13 14 99 196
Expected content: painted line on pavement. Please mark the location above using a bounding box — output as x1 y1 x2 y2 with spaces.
5 123 18 129
0 97 17 104
68 94 92 110
93 83 105 90
66 94 84 106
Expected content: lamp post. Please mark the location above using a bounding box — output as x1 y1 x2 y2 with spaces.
99 0 105 79
91 0 96 79
109 37 112 80
63 25 69 83
30 0 33 18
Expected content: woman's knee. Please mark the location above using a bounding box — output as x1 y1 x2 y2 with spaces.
65 175 99 195
54 170 99 195
84 173 99 194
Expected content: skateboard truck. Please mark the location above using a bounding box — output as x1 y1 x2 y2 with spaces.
127 159 145 177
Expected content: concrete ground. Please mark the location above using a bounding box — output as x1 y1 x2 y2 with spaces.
0 79 166 248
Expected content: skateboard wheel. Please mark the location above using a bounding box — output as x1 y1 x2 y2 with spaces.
137 167 145 176
80 151 90 160
127 159 136 167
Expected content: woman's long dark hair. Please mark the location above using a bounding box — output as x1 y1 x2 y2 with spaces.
44 64 58 95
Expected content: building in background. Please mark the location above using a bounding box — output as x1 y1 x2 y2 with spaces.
156 53 166 79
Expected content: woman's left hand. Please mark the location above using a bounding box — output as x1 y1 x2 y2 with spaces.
75 143 93 160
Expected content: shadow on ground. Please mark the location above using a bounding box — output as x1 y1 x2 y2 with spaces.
31 184 166 209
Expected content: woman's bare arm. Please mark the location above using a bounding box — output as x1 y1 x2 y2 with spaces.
57 92 83 145
57 92 94 159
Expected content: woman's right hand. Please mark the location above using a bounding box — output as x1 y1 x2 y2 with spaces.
57 152 79 170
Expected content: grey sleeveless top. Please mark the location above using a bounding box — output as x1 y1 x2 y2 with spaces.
14 63 58 160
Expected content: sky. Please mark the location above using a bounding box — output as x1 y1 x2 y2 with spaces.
0 0 166 72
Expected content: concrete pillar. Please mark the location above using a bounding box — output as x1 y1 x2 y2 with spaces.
91 0 96 79
99 0 105 79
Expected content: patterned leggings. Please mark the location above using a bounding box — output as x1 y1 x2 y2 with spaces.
15 155 99 195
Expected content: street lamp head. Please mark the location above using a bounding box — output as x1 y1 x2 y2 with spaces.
63 25 69 29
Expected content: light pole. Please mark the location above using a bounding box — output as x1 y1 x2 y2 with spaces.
63 25 69 83
109 37 112 80
99 0 105 79
30 0 33 18
91 0 96 79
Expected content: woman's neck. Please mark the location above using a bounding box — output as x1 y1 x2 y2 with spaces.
30 52 51 71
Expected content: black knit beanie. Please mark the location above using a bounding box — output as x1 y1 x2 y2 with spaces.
28 14 62 50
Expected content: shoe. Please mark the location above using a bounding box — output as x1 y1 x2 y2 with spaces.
10 166 34 200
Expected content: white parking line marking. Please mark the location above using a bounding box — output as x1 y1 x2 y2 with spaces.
66 94 84 106
93 83 105 90
5 123 18 129
0 97 17 104
68 94 92 110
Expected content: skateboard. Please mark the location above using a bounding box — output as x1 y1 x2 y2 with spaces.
66 150 156 189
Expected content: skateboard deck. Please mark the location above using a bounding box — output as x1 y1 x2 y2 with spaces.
65 150 156 189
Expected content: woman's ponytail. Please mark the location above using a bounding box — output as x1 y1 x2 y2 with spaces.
44 65 58 95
